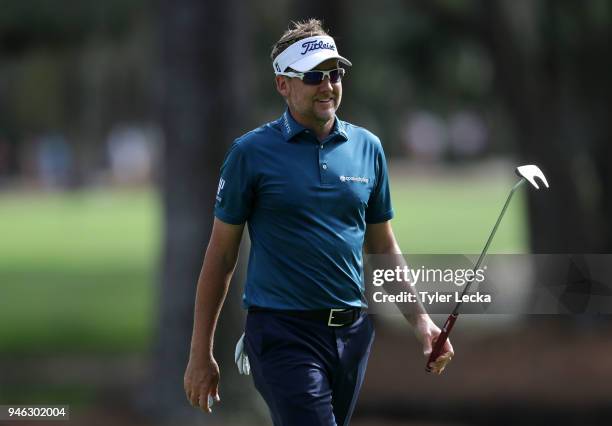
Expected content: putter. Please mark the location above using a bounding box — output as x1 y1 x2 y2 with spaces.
425 164 549 373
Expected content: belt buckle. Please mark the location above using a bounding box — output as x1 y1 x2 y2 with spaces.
328 308 346 327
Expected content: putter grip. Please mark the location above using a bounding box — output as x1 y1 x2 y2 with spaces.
425 313 458 372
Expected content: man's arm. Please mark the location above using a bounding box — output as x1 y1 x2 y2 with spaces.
364 221 454 374
184 218 245 412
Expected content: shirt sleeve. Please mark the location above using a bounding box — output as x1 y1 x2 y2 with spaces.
365 143 394 224
214 141 254 224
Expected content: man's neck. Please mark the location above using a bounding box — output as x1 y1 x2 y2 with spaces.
288 109 335 141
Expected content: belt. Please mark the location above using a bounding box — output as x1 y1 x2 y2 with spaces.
248 306 364 327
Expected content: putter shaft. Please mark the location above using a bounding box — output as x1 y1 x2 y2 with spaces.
425 178 526 372
452 178 526 314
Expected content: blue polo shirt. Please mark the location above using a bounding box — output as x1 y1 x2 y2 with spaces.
214 110 394 310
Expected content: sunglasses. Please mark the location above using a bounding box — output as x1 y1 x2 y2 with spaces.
276 68 346 85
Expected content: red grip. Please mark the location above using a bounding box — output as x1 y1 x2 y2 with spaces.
425 313 457 373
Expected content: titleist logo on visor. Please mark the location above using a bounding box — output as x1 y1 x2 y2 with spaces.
272 35 351 73
300 40 336 55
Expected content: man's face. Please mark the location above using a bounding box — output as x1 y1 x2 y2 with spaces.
276 59 343 127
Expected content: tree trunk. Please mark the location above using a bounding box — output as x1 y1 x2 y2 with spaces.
478 0 608 253
144 0 257 423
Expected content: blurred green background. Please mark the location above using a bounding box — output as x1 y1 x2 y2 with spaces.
0 173 528 423
0 190 159 354
0 172 525 354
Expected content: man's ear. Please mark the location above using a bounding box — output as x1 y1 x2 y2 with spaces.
275 76 290 97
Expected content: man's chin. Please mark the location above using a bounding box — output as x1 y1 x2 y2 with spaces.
314 106 337 122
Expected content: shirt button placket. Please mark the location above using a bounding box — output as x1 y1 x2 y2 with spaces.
317 142 327 184
319 143 329 184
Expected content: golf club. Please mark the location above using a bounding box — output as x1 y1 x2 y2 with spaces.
425 164 549 373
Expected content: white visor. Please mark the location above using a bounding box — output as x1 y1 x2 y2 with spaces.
273 35 352 73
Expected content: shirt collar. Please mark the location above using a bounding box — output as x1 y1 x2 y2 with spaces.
280 109 349 143
331 116 349 142
280 109 306 141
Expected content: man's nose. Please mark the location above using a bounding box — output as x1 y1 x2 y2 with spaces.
318 75 334 90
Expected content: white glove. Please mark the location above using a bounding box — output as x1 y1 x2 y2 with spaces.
234 332 251 375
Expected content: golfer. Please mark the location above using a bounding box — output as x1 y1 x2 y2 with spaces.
184 19 453 425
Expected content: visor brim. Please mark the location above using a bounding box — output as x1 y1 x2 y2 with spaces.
289 51 352 72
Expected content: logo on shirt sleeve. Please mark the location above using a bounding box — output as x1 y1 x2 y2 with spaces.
216 177 226 202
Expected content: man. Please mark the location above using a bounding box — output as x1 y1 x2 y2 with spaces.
184 19 453 425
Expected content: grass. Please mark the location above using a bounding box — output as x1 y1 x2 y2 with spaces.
0 189 160 354
391 176 527 253
0 172 526 354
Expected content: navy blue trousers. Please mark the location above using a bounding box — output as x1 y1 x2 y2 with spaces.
244 310 375 426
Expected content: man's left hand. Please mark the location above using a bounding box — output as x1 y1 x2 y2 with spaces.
414 315 454 374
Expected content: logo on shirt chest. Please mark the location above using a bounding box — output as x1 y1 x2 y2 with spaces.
339 175 369 184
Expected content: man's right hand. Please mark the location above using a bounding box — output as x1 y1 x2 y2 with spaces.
184 355 221 413
184 219 244 412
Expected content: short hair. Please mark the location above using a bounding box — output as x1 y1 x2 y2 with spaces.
270 19 330 62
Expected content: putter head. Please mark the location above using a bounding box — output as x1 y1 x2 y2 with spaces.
515 164 549 189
